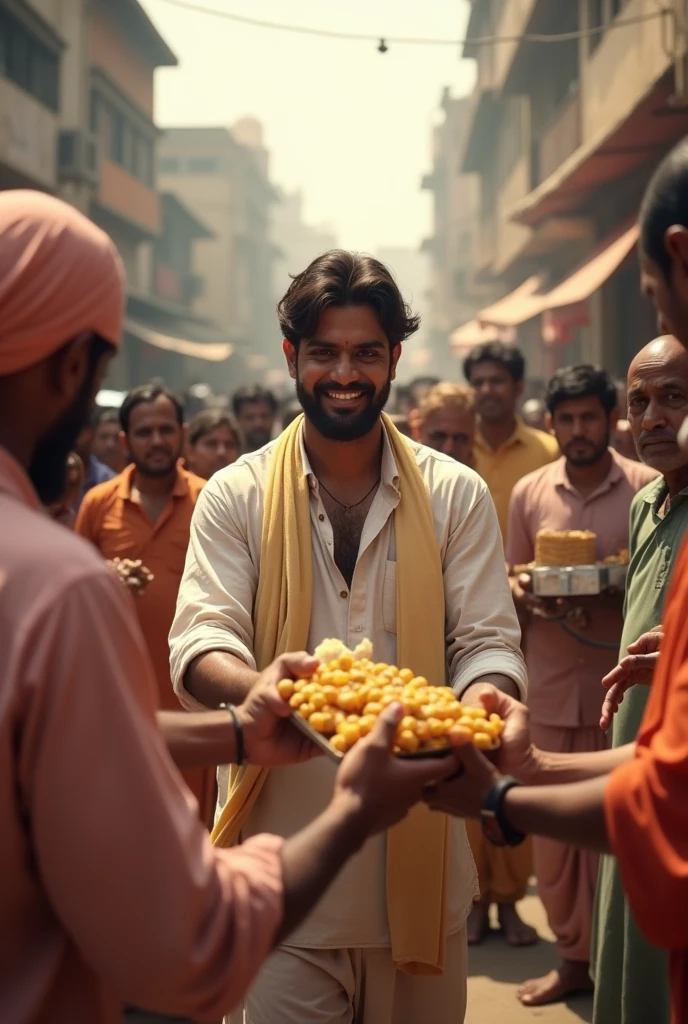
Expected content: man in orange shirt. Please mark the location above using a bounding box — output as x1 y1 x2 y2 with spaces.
424 137 688 1024
76 384 214 824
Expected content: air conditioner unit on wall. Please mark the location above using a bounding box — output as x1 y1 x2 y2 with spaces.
57 130 101 186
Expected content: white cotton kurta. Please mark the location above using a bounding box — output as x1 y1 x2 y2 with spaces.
170 425 527 952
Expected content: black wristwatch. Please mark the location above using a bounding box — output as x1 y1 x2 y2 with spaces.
480 776 525 847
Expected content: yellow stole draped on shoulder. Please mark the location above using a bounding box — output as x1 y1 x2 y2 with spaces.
211 413 450 974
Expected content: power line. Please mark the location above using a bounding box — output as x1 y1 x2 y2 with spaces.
152 0 668 49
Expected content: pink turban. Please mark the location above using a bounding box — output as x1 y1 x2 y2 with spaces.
0 190 125 376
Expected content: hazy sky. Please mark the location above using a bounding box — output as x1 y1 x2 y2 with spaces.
141 0 475 255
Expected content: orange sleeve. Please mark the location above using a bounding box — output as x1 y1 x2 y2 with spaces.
605 588 688 950
74 490 101 546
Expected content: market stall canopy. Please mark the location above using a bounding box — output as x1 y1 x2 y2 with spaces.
476 221 639 333
537 221 639 313
449 319 506 354
476 276 546 329
124 318 233 362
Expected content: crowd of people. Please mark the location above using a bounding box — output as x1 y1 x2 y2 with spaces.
3 136 688 1024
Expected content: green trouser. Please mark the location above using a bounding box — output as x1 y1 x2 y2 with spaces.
591 853 670 1024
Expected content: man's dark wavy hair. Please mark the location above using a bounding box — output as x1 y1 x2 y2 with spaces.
277 250 420 348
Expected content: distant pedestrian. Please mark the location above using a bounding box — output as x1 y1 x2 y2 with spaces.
418 383 476 467
91 405 127 473
186 408 242 480
464 342 559 539
462 341 558 947
76 385 215 826
507 364 656 1006
232 384 278 451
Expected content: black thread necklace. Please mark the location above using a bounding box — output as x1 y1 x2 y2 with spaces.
318 477 380 512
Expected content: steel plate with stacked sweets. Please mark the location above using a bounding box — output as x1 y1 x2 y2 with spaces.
278 638 504 764
515 530 629 597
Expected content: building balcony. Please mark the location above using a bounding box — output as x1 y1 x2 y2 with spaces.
0 76 57 189
532 88 582 189
509 76 688 229
474 212 497 278
95 158 160 237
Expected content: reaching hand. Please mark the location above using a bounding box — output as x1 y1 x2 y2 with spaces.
511 572 569 620
239 652 322 766
334 704 457 837
478 686 540 783
425 735 500 820
600 628 662 732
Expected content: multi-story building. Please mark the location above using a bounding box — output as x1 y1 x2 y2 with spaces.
158 121 280 383
0 0 66 193
458 0 688 380
420 88 496 377
0 0 231 392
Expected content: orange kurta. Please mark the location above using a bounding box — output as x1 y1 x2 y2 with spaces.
605 537 688 1024
76 463 216 826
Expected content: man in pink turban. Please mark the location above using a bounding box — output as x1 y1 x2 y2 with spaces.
0 191 451 1024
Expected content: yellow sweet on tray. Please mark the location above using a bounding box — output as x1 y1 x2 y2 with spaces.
277 640 504 756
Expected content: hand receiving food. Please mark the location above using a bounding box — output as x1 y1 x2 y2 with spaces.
239 652 322 766
478 686 540 783
108 557 154 596
425 732 501 820
600 627 662 731
334 703 458 835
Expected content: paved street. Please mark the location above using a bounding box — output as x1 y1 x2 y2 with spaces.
466 888 593 1024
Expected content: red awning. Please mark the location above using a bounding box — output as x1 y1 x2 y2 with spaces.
539 222 639 312
477 221 639 333
476 276 546 329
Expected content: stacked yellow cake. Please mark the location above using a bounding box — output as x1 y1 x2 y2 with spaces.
535 529 597 567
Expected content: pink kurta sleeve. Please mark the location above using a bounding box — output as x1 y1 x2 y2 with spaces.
505 477 535 567
19 567 283 1021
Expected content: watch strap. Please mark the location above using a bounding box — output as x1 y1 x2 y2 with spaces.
480 776 525 847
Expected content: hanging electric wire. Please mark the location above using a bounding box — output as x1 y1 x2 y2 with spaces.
151 0 671 51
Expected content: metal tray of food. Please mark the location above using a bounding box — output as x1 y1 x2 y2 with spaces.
289 708 496 764
530 564 628 597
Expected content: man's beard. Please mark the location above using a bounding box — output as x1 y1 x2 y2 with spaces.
30 375 95 506
562 435 610 466
132 449 181 478
296 377 392 442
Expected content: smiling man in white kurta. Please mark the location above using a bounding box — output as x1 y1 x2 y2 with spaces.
169 251 527 1024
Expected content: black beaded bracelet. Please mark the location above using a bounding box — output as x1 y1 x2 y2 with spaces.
219 703 245 766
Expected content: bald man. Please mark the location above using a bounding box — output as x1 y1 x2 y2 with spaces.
0 190 453 1024
591 336 688 1024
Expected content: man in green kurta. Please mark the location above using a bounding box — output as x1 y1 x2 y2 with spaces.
591 335 688 1024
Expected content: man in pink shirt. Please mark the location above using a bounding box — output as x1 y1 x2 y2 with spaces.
0 190 454 1024
507 364 656 1007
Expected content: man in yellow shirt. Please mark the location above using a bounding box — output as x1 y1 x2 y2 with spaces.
464 342 559 539
462 342 558 946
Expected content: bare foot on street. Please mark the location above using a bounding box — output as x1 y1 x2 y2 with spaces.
517 960 594 1006
498 903 539 946
467 902 490 945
